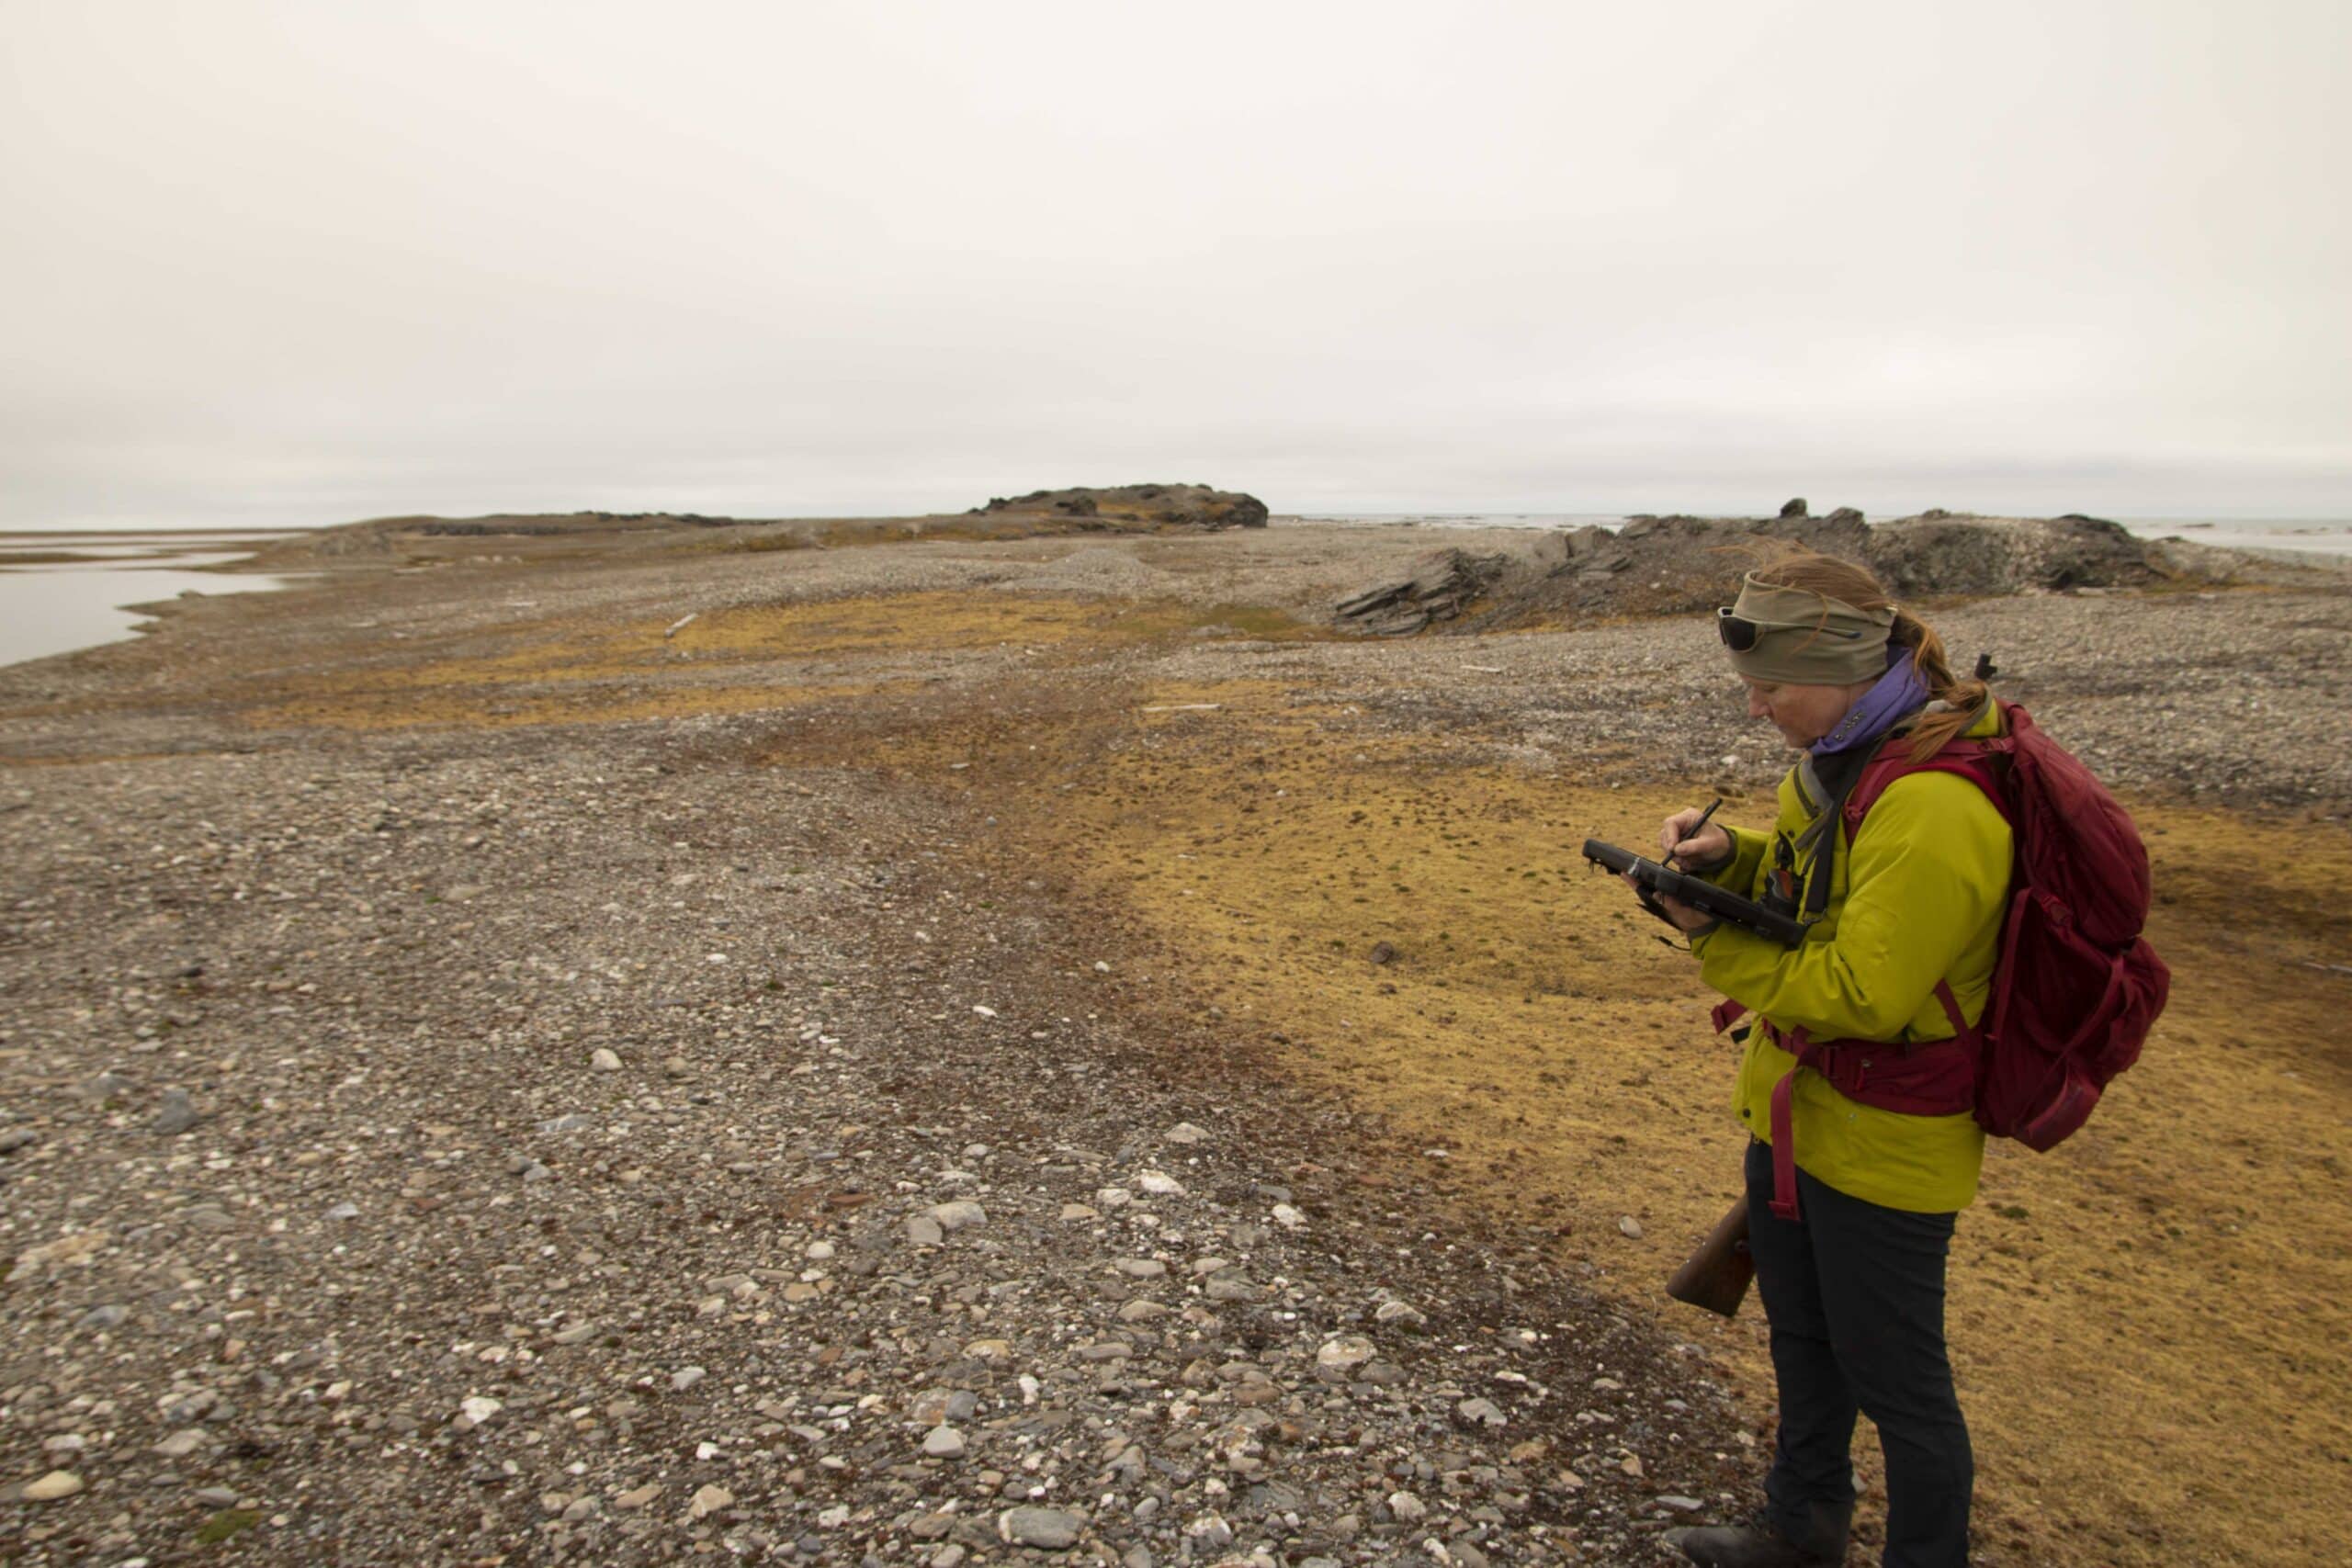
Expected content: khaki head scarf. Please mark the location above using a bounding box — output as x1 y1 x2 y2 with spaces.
1724 573 1894 685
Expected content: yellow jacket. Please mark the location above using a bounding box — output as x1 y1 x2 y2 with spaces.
1690 703 2013 1212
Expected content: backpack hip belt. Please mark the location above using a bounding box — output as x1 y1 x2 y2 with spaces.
1713 985 1981 1224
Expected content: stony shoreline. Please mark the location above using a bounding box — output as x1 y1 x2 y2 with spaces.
3 521 2348 1564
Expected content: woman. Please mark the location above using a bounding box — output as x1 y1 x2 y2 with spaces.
1647 550 2009 1568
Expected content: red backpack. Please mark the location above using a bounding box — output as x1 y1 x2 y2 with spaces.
1840 699 2170 1150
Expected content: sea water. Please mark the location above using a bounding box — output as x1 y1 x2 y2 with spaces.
0 534 306 669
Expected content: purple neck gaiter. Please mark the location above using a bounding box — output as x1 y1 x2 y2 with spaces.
1811 649 1929 757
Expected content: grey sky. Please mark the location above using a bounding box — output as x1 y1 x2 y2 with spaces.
4 1 2346 529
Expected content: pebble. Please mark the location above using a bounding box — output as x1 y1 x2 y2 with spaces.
906 1215 945 1247
1619 1214 1645 1239
1316 1335 1374 1370
688 1483 733 1519
922 1426 967 1458
1136 1170 1186 1196
615 1483 662 1509
1184 1512 1234 1549
1386 1490 1427 1522
590 1047 623 1072
151 1089 200 1136
20 1471 84 1502
1164 1122 1208 1144
1000 1506 1082 1549
672 1366 707 1392
928 1200 987 1232
78 1071 129 1100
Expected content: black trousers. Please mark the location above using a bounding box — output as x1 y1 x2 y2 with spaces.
1743 1138 1973 1568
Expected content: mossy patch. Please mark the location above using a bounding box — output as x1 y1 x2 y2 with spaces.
196 1508 263 1543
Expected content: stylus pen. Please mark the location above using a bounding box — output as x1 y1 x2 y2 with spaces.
1666 796 1724 871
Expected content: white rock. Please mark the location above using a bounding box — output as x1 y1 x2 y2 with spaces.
1136 1170 1187 1196
971 1005 998 1019
672 1367 707 1393
1164 1122 1208 1144
922 1426 967 1458
590 1048 622 1072
1387 1490 1428 1521
1618 1215 1645 1239
1317 1335 1375 1370
1095 1187 1134 1209
929 1201 987 1233
1270 1202 1306 1230
458 1395 503 1425
1184 1513 1234 1548
688 1483 733 1519
20 1470 82 1502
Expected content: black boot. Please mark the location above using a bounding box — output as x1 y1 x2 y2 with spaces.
1665 1501 1852 1567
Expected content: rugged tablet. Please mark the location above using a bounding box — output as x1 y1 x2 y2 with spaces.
1581 839 1808 946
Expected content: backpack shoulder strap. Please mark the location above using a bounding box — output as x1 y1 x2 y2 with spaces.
1841 706 2014 845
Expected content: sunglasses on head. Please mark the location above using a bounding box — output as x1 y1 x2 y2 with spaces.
1715 605 1865 653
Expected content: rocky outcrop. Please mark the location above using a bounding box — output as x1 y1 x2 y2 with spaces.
1864 513 2170 597
1328 508 2240 637
1333 548 1511 636
971 484 1268 531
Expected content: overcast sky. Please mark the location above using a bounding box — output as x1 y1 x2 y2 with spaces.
4 1 2346 529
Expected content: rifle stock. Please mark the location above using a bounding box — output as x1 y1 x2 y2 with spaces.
1668 1195 1754 1318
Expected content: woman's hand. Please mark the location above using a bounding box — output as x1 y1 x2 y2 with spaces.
1623 873 1716 932
1658 807 1731 870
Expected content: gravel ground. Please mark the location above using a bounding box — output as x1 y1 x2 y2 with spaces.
0 728 1754 1566
2 523 2346 1565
